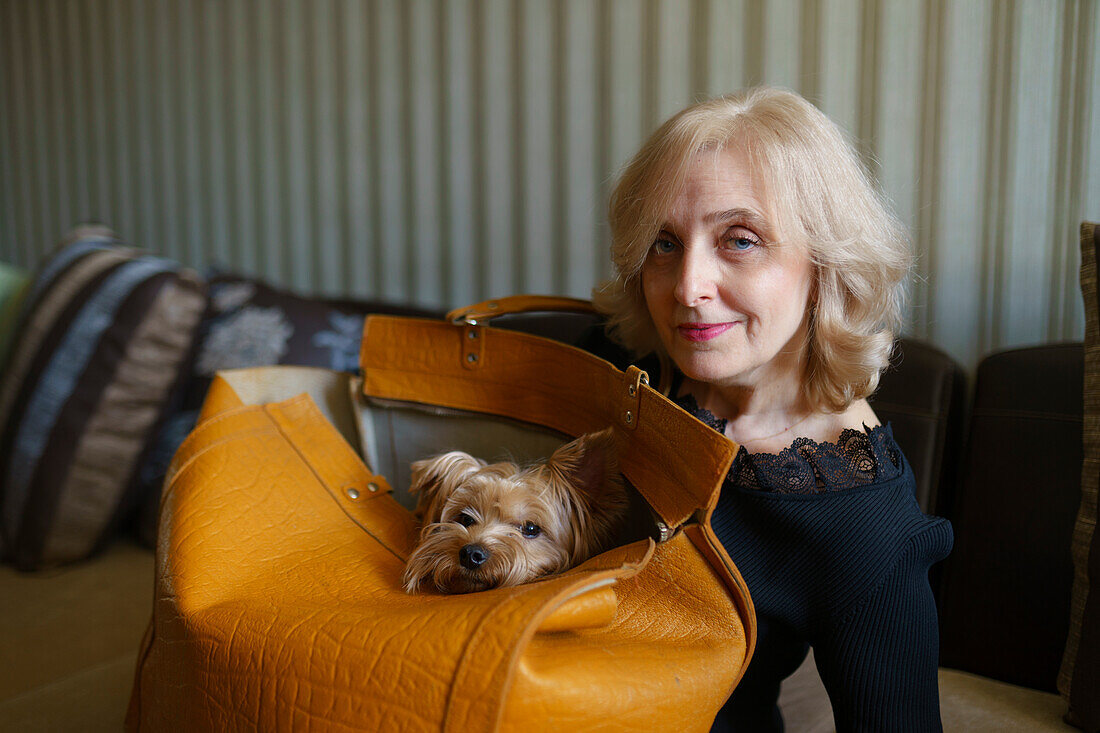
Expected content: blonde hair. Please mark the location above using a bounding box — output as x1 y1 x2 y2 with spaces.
593 86 911 412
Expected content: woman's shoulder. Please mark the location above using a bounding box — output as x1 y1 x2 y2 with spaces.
723 423 952 572
732 421 905 495
832 398 881 435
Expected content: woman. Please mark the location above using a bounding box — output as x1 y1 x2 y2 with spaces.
592 87 953 731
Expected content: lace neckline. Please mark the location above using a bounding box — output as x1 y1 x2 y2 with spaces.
674 393 903 494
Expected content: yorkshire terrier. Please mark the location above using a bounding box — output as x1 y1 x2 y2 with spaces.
402 428 628 594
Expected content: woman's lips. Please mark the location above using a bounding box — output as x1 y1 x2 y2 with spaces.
676 322 734 342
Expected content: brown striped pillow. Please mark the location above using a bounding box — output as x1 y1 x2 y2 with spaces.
0 229 206 569
1062 220 1100 731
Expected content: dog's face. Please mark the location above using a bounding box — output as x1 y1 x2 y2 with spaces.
402 428 626 594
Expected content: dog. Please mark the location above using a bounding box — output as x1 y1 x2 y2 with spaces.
402 428 628 594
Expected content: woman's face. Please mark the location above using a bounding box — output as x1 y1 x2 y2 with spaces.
641 145 815 391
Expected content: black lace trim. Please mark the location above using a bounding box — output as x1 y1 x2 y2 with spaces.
674 393 903 494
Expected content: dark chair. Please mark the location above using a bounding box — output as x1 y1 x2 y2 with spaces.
871 338 968 516
937 343 1083 692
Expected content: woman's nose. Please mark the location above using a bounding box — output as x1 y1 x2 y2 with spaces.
673 248 717 307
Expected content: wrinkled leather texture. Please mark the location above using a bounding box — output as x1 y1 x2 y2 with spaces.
128 313 755 732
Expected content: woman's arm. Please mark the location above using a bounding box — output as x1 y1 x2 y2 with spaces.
812 520 953 732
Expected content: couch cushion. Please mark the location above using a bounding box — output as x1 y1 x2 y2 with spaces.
938 668 1076 732
777 649 1074 732
0 230 205 570
1061 220 1100 731
0 540 154 730
938 343 1083 693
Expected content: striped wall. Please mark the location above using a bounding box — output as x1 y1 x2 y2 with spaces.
1 0 1098 369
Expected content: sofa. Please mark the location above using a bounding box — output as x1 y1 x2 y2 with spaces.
0 225 1096 731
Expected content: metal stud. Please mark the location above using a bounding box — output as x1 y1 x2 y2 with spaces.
367 482 380 493
346 487 361 500
625 410 634 424
466 353 478 363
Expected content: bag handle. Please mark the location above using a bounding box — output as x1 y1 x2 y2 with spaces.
446 293 673 396
446 295 598 325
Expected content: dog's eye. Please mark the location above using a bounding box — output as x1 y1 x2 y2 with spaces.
456 512 477 528
520 521 541 538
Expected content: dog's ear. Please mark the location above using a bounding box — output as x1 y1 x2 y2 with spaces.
546 428 628 559
409 451 485 522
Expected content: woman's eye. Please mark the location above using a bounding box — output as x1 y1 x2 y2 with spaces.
520 521 541 538
456 512 477 528
723 230 760 251
651 238 677 255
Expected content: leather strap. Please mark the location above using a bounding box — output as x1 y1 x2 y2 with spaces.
444 541 653 733
446 295 598 325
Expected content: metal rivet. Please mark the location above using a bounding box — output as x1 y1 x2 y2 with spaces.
367 482 380 493
625 410 634 424
466 353 478 363
628 384 637 396
487 301 499 310
346 487 361 500
467 330 478 339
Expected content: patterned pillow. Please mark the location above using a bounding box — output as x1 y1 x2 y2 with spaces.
1061 220 1100 730
132 274 442 546
0 229 206 569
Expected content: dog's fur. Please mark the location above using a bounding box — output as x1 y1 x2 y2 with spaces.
402 428 627 594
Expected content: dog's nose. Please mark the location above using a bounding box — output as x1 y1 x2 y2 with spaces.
459 544 489 570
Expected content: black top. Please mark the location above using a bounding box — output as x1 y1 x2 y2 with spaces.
677 397 953 732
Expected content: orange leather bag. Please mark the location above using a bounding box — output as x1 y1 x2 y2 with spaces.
127 297 755 732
